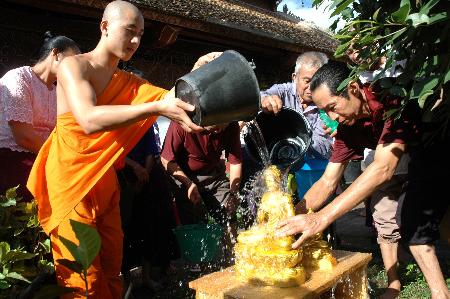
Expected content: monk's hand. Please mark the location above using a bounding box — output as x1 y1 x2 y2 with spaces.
157 96 203 132
275 211 329 249
187 182 202 204
261 95 283 114
192 52 222 71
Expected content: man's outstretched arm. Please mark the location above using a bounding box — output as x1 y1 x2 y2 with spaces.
278 142 405 248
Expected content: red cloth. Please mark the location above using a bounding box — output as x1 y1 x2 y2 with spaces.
161 121 242 174
330 86 419 163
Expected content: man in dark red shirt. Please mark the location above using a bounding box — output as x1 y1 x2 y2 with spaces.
276 61 450 298
161 121 242 258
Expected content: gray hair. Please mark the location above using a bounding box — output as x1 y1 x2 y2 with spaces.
294 51 329 74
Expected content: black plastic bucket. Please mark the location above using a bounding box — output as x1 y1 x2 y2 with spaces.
244 108 312 170
175 50 260 126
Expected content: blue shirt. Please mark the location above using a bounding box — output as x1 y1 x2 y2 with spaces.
128 125 160 167
261 82 333 159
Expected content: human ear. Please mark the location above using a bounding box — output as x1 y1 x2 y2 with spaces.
100 20 108 36
347 81 360 97
51 49 60 61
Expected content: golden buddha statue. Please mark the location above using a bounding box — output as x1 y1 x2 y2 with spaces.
234 166 336 287
234 166 306 287
301 209 337 272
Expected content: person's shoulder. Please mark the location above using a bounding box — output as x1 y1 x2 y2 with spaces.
0 66 31 83
58 53 94 79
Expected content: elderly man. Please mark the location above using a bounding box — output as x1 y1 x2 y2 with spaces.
260 51 332 159
276 61 450 299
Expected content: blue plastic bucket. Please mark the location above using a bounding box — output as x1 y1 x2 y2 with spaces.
295 159 328 199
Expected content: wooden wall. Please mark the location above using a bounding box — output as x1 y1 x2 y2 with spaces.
0 1 294 90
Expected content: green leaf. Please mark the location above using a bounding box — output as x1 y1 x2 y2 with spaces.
0 242 10 262
0 198 16 208
428 12 449 25
3 250 35 263
6 271 31 283
411 76 439 98
373 7 382 21
334 42 350 57
0 280 10 289
331 0 354 17
38 259 55 273
337 77 352 92
406 13 430 27
5 186 18 200
384 108 400 119
70 220 101 270
391 3 411 23
444 69 450 84
58 237 83 269
40 239 51 254
419 0 439 15
59 220 101 271
32 284 75 299
56 258 83 274
418 90 434 108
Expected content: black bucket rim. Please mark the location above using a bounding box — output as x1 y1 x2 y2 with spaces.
244 107 313 170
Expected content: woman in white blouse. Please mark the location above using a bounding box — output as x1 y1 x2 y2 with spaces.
0 31 80 199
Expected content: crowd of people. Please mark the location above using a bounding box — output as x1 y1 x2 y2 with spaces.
0 1 449 298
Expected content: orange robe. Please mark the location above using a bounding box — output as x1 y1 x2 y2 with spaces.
27 70 167 298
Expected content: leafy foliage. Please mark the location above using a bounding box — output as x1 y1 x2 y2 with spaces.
0 186 53 298
314 0 450 143
0 187 101 298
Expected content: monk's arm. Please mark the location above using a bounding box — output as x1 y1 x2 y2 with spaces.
57 57 200 134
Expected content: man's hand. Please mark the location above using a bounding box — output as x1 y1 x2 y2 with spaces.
187 182 202 204
192 52 222 71
323 124 337 138
157 96 203 133
275 211 330 249
261 95 283 114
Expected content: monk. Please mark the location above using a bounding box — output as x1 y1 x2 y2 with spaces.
27 1 220 298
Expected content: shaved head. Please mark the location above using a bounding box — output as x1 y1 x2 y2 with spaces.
103 0 142 22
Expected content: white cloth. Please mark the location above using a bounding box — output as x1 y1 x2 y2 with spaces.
0 66 56 152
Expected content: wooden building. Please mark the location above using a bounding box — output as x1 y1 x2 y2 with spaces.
0 0 336 89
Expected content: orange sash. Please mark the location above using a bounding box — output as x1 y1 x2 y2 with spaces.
27 70 167 234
